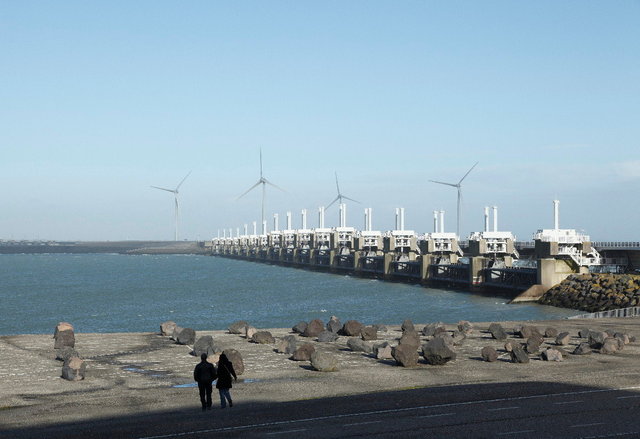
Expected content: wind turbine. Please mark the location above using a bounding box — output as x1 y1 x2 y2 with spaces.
429 162 479 237
326 172 360 209
237 149 285 233
151 171 191 241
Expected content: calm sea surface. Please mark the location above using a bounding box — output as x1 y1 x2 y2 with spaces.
0 254 577 336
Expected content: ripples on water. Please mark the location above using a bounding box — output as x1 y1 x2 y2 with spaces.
0 254 577 335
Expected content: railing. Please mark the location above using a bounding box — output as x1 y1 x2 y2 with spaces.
593 242 640 249
568 306 640 319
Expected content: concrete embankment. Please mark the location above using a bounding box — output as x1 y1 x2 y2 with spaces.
2 317 640 431
539 273 640 312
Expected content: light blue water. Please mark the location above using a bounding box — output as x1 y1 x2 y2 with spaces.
0 254 577 335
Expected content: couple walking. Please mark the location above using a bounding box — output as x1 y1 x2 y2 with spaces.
193 353 237 411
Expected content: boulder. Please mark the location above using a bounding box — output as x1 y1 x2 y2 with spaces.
275 335 297 354
544 327 559 338
310 352 339 372
399 331 421 349
600 338 619 355
401 320 415 333
579 328 591 339
451 330 466 346
228 320 249 335
514 325 541 339
252 331 275 344
340 320 364 337
588 331 606 349
326 317 342 333
525 335 544 354
176 328 196 345
291 343 315 361
54 322 74 338
422 337 457 365
541 348 563 362
614 333 630 345
435 332 455 347
347 337 372 353
160 321 177 336
509 345 530 363
170 326 184 341
555 332 571 346
373 324 388 333
62 357 86 381
192 336 223 357
392 343 419 367
54 330 75 349
244 326 257 339
55 347 80 362
374 342 393 360
481 346 498 362
573 342 592 355
222 349 244 375
317 330 339 343
292 321 308 334
488 323 508 341
422 323 446 337
302 319 325 338
361 326 378 341
504 341 514 352
458 321 473 334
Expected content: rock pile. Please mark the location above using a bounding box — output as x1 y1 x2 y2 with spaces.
539 273 640 312
54 322 85 381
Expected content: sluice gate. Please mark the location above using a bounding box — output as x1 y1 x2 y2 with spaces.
209 201 630 299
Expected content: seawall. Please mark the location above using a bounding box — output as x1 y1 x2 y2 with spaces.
539 273 640 312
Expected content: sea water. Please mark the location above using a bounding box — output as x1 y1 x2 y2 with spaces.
0 253 576 335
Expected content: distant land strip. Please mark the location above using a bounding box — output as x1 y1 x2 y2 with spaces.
0 240 209 255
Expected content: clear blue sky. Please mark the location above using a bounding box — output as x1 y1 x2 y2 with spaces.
1 1 638 241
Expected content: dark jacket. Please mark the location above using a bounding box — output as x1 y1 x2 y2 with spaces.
193 361 217 384
216 356 237 389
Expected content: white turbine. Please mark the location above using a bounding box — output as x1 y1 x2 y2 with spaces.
429 162 478 237
151 171 191 241
326 172 360 209
237 149 285 230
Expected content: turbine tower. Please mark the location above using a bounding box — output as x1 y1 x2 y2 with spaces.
151 171 191 241
237 149 285 232
327 172 360 209
429 162 478 237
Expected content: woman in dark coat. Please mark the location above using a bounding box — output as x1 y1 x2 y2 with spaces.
216 353 237 408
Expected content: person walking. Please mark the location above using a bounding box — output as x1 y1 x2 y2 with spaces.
193 353 217 411
216 353 237 408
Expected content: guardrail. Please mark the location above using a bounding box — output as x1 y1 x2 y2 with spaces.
568 306 640 319
593 242 640 249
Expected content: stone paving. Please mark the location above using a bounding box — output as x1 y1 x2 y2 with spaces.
2 318 640 429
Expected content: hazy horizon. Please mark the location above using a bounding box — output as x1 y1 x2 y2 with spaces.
2 2 638 242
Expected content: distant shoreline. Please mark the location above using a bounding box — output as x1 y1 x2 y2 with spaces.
0 240 210 255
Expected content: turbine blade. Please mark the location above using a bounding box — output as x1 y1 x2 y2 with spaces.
237 181 263 199
263 178 286 192
458 161 479 184
341 195 361 204
335 172 341 195
429 180 458 188
259 148 263 179
175 170 192 191
151 186 176 193
326 195 340 209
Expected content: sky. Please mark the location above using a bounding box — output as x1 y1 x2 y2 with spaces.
1 1 639 242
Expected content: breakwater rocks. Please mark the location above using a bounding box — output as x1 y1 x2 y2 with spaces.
539 273 640 312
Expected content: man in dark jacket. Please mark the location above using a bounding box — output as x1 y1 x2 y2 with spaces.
193 353 217 411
